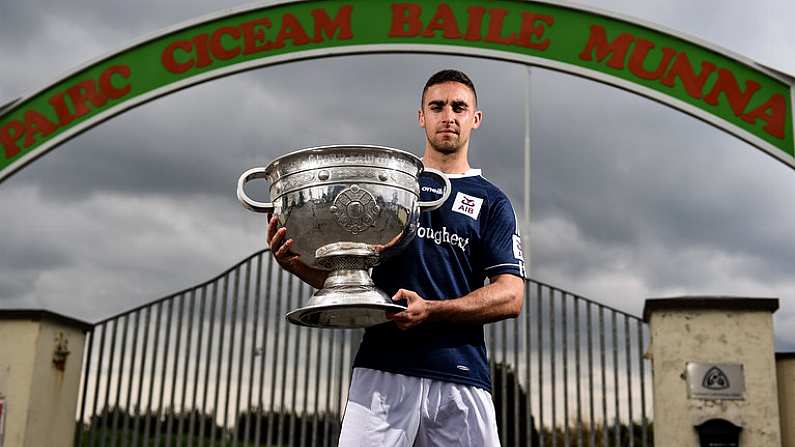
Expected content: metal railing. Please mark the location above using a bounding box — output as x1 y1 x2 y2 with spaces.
75 249 652 446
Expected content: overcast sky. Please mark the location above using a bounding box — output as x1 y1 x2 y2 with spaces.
1 0 794 350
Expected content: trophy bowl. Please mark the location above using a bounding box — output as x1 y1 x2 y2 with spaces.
237 145 450 329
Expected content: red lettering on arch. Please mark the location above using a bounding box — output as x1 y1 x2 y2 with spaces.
578 25 634 70
241 18 274 54
628 39 676 80
1 120 25 158
421 3 462 39
192 34 212 69
210 27 242 60
273 13 310 48
464 6 486 41
660 53 716 100
23 110 57 148
311 5 353 42
99 65 132 99
66 80 107 117
48 93 77 127
742 94 786 139
390 3 423 37
485 8 516 45
161 40 194 74
516 12 554 50
704 68 761 117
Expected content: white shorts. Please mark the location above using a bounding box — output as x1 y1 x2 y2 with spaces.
338 367 501 447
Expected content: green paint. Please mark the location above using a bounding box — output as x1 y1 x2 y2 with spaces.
1 0 792 181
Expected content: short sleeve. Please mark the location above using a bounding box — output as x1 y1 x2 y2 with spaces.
480 197 526 278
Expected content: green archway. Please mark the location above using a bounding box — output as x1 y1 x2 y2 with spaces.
1 0 793 183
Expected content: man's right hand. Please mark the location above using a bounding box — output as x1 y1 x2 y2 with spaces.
267 215 302 273
266 215 329 289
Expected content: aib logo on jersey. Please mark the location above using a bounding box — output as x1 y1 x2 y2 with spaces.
452 192 483 220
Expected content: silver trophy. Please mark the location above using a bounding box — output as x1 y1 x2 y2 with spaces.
237 145 450 328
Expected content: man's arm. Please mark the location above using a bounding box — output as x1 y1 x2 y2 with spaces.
267 216 329 289
387 273 525 330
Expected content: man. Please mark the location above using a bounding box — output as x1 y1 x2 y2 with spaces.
267 69 525 446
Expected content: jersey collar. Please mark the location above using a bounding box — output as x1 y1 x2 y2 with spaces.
444 168 482 178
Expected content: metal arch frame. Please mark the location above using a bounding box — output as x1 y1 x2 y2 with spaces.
1 0 794 184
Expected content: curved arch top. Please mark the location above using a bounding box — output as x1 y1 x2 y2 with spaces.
1 0 793 183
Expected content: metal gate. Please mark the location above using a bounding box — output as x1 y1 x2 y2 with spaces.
75 249 652 446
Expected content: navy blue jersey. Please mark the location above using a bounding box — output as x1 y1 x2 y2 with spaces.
353 169 525 391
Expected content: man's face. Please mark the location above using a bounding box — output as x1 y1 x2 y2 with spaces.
419 81 482 154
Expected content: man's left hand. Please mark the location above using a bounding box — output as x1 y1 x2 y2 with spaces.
387 289 431 330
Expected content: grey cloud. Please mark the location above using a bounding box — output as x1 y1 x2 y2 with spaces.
0 232 70 271
0 272 41 305
528 71 795 260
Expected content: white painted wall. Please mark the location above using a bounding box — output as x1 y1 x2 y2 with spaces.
0 315 87 447
648 304 781 446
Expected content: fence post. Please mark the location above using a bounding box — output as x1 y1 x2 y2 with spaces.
0 310 91 447
644 296 781 446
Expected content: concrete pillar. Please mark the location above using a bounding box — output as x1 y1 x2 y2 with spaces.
779 353 795 447
643 296 781 446
0 310 91 447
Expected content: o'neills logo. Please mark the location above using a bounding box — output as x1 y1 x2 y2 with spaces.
421 185 444 194
416 225 469 251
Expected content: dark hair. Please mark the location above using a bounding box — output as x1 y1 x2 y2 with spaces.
421 69 478 106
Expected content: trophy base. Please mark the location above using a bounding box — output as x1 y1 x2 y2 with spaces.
286 246 406 328
286 285 406 328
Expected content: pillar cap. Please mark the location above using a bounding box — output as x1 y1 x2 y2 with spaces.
0 309 93 332
643 296 779 322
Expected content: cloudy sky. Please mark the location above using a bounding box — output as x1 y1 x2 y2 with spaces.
1 0 794 350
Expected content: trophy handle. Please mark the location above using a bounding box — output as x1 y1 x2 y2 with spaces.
417 168 451 212
237 167 275 213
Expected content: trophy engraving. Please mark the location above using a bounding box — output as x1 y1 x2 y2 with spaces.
330 185 380 234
